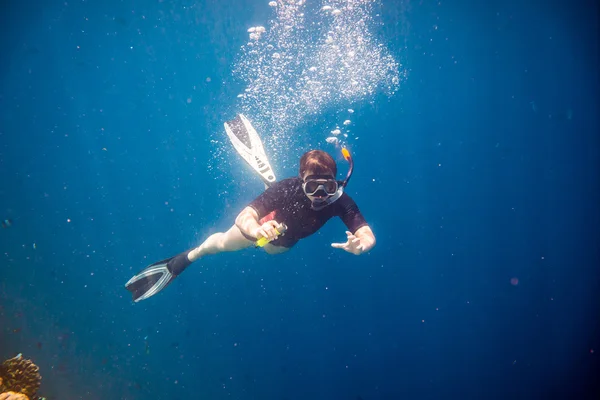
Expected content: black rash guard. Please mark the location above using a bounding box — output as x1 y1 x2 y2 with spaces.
247 177 368 248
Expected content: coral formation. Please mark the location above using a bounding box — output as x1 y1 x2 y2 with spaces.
0 354 41 399
0 391 30 400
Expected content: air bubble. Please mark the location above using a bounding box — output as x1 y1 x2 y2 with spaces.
231 0 402 156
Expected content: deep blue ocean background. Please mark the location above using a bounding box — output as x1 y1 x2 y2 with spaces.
1 0 598 399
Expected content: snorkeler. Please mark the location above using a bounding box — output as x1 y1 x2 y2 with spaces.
125 114 376 302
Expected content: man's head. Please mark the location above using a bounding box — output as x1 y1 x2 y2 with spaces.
299 150 339 204
299 150 337 179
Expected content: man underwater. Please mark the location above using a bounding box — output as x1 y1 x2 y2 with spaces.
125 115 375 302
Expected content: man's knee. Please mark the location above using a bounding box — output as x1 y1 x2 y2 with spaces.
220 225 253 251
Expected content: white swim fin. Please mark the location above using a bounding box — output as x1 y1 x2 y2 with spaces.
224 114 277 188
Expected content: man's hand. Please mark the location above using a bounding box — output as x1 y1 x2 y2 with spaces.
253 220 284 242
331 231 365 255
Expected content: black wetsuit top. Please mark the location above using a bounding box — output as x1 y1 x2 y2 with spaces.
247 177 368 248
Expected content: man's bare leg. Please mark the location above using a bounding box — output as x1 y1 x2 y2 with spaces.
187 224 253 262
263 243 289 254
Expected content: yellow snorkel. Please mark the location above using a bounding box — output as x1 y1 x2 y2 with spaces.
340 147 354 188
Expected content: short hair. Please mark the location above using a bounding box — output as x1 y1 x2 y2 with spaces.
299 150 337 178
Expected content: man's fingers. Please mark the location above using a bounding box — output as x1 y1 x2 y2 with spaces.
261 221 285 239
331 242 345 248
260 224 275 239
259 227 274 240
268 220 280 229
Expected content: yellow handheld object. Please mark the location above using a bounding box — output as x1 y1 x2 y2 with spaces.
255 223 288 247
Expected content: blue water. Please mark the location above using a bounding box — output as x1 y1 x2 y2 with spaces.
1 0 598 399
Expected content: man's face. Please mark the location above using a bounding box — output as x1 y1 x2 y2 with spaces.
302 171 337 202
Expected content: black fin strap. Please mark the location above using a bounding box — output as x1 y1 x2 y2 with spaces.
167 251 193 276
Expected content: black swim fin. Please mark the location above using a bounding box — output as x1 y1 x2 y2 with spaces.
125 251 192 302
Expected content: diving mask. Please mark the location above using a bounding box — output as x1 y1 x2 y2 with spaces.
302 175 339 197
